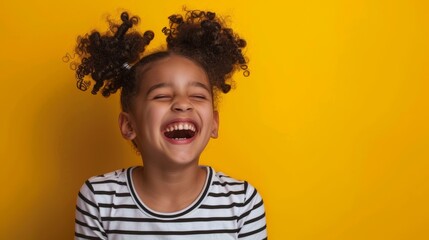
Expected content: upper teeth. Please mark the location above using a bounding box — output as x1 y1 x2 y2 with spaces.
165 122 196 132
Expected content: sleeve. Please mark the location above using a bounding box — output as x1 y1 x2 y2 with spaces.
237 181 268 239
75 180 108 240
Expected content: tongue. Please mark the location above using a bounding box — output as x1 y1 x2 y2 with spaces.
164 130 195 139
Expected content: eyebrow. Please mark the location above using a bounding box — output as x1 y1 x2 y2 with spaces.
146 81 211 96
190 81 211 93
146 82 170 96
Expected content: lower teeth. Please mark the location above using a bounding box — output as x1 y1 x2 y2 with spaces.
174 138 187 140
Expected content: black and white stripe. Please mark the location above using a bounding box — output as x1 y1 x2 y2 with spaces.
75 166 267 239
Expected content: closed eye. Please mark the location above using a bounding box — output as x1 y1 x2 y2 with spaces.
191 95 207 99
191 95 210 101
153 95 172 100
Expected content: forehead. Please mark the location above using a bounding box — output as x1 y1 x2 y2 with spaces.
136 55 210 89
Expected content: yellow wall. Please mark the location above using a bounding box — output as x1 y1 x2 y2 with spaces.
1 0 428 239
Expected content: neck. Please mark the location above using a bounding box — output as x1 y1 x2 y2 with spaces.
143 163 205 195
132 162 207 212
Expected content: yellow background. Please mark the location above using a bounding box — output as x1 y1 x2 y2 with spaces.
1 0 428 239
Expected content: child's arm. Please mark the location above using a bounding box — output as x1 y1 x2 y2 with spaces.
75 181 107 240
237 182 268 239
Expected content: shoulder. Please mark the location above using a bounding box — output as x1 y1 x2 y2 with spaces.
212 169 260 193
209 169 267 238
210 169 246 197
88 168 129 182
209 168 264 206
75 168 133 239
77 167 132 201
212 170 245 187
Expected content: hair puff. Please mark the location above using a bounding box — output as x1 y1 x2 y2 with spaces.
73 12 154 97
162 9 249 93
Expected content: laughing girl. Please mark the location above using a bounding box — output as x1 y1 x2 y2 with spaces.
72 10 267 240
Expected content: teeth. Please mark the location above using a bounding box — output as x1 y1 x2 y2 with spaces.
164 122 196 132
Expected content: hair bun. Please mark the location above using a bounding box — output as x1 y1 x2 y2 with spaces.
163 9 249 93
72 12 154 96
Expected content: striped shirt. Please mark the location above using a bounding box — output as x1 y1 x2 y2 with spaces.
75 166 267 239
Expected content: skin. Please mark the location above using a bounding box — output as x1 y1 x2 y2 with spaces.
118 55 219 212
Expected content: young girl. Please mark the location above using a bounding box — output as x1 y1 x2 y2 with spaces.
71 9 267 239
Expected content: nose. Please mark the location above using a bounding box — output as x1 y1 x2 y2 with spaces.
171 96 193 112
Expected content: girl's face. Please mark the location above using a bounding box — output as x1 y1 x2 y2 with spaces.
119 55 219 168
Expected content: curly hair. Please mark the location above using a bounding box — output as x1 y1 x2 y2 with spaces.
162 10 249 93
69 9 249 112
73 12 154 97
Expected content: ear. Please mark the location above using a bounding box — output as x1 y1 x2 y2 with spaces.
211 110 219 139
118 112 136 140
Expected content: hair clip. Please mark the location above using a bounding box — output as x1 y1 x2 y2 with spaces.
122 62 132 70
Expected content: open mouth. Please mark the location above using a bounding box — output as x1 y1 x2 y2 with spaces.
163 122 197 141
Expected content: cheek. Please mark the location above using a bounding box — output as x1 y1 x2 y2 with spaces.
141 104 172 131
199 105 216 124
143 107 164 124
